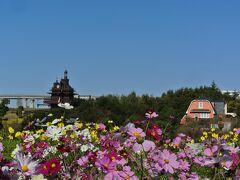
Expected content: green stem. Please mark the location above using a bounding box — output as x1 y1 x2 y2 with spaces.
144 120 150 140
163 121 170 134
140 152 143 180
213 167 218 180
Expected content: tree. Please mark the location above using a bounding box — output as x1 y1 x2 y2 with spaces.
0 99 9 118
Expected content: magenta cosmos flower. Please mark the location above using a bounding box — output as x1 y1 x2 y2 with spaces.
146 124 162 141
38 159 61 176
156 149 179 174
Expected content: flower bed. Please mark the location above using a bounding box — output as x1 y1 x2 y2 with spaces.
0 111 240 179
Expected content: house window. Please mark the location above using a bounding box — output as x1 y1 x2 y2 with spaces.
200 113 210 118
198 102 203 109
206 113 210 118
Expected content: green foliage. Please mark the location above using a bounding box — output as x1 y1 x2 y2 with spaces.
177 120 205 139
0 99 9 118
191 164 214 178
2 118 24 132
0 130 20 160
22 83 235 137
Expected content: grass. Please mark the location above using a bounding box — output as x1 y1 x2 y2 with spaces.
0 111 24 160
2 118 24 131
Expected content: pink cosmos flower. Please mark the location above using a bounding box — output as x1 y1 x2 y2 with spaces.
225 146 240 154
128 127 145 139
0 143 3 152
95 156 116 173
235 128 240 135
194 157 206 166
22 142 33 154
178 159 190 171
77 156 89 166
0 143 3 162
157 149 179 174
165 139 171 144
179 172 200 180
13 153 38 176
34 141 49 158
221 160 233 170
132 140 156 153
202 157 218 167
118 166 138 180
104 165 138 180
98 123 106 130
173 137 182 147
204 145 218 157
145 110 159 119
188 172 200 180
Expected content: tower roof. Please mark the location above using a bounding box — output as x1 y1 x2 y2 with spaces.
64 69 68 79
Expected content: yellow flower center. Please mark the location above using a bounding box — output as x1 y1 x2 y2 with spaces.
51 163 56 168
133 132 140 138
104 163 109 168
21 165 29 172
164 159 169 164
125 175 130 180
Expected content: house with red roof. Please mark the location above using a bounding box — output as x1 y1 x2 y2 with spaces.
180 99 236 125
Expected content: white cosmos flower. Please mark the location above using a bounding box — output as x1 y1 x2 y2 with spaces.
48 113 53 117
51 118 61 125
80 144 95 152
31 174 47 180
45 126 64 141
78 129 91 140
58 102 74 109
23 135 35 143
80 145 89 152
1 166 9 175
13 153 38 176
43 146 58 158
12 144 22 158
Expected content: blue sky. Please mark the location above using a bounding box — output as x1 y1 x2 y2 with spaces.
0 1 240 96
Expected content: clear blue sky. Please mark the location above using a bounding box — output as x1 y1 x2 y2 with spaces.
0 1 240 96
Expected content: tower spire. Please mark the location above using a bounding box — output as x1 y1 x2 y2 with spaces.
64 69 68 79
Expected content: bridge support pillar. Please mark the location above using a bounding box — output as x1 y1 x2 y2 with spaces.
31 99 35 109
25 98 28 108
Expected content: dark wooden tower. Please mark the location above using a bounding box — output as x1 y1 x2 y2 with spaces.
45 70 78 108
